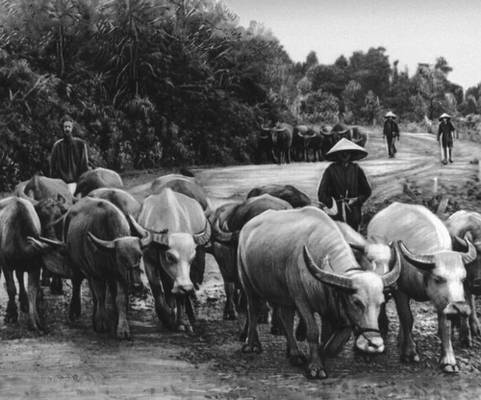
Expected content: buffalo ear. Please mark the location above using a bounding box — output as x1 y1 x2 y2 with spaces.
87 232 116 252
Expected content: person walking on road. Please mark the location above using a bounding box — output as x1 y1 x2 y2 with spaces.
50 115 89 194
317 138 372 231
437 113 457 165
383 111 400 158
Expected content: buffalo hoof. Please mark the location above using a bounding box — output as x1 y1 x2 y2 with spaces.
116 323 132 340
242 343 262 354
177 323 194 334
305 365 328 380
401 352 420 363
288 353 306 366
441 363 459 373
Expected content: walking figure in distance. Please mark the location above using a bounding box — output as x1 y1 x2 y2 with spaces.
383 111 400 158
437 113 457 165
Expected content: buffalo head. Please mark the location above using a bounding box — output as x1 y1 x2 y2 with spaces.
399 236 476 316
303 243 401 354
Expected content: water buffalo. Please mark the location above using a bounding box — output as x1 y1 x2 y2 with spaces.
350 127 368 148
88 188 146 295
293 125 316 162
368 202 477 373
238 207 401 379
211 194 292 320
15 175 74 294
261 122 293 164
75 167 123 197
445 210 481 345
0 197 61 331
32 197 151 338
256 129 274 164
246 184 311 208
138 188 211 332
150 174 212 218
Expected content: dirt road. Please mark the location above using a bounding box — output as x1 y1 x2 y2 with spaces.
1 131 481 400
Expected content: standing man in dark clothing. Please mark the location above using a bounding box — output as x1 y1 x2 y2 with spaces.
437 113 457 164
383 111 400 158
317 138 372 231
50 116 89 194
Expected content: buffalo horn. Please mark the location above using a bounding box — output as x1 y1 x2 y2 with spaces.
349 242 365 253
27 236 65 251
398 241 435 271
88 232 115 250
152 230 169 247
382 242 402 287
322 197 338 216
455 235 477 265
213 217 236 243
303 246 354 290
127 215 152 247
193 220 211 246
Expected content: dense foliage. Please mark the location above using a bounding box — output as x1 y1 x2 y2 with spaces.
0 0 477 190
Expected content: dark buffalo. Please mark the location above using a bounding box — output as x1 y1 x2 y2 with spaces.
256 128 274 164
350 127 368 147
293 125 315 162
0 197 61 331
261 122 293 164
15 175 73 294
211 194 292 320
88 187 146 295
33 197 152 338
138 188 211 332
75 168 123 197
238 207 401 379
246 184 312 208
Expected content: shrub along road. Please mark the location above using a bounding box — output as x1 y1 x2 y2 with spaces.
1 130 481 399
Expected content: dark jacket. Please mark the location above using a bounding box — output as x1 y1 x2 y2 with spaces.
50 137 89 183
437 121 455 147
383 119 399 139
317 162 372 230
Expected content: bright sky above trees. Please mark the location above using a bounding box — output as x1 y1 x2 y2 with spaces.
223 0 481 89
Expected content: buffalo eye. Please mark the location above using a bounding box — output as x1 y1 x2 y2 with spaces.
433 275 446 285
165 252 177 264
352 297 364 310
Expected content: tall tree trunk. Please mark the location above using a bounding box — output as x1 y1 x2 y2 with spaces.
57 24 65 78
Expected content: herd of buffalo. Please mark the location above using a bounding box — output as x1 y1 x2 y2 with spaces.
3 163 481 380
258 122 367 164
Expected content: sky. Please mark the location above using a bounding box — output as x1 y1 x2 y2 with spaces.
222 0 481 90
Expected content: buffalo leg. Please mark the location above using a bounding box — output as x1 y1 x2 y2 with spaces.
438 312 459 373
270 307 284 335
241 287 262 353
296 301 327 379
49 274 63 295
223 281 237 320
69 275 83 321
144 260 175 329
379 302 389 338
16 269 28 313
89 278 109 333
278 306 305 366
468 294 481 338
41 268 51 287
4 267 18 323
116 280 131 340
27 268 43 332
393 291 420 363
175 295 193 333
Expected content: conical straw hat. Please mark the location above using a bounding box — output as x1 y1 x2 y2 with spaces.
325 138 368 161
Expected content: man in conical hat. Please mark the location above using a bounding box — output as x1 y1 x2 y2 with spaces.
437 113 457 164
317 138 371 231
383 111 400 158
